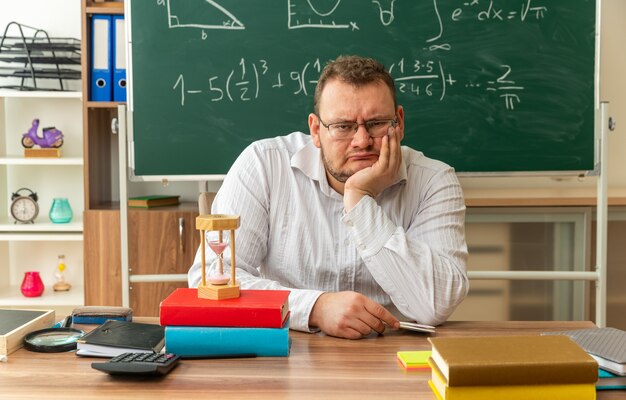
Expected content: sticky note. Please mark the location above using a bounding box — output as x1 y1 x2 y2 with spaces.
397 350 432 370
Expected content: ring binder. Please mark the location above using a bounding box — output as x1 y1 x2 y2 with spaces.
112 15 126 102
90 15 112 101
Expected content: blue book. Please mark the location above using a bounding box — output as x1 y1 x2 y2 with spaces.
164 320 290 358
597 368 626 390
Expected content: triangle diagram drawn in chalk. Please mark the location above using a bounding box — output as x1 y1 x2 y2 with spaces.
167 0 245 30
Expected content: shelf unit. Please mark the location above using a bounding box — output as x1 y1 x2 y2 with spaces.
0 92 84 311
0 0 85 312
81 0 125 309
81 1 200 316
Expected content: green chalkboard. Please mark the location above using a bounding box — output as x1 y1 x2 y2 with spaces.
128 0 596 176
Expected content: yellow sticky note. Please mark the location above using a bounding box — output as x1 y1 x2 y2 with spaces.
397 350 432 370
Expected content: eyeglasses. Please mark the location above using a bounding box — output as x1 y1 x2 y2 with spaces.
316 114 397 140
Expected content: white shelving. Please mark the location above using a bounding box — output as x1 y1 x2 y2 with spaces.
0 90 82 99
0 92 84 310
0 157 83 165
0 284 84 307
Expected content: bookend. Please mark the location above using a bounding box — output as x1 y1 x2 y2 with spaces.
196 214 240 300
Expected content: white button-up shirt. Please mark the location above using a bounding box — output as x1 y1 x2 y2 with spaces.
188 132 469 332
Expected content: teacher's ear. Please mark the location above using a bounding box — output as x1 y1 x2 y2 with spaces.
309 113 322 148
396 105 405 142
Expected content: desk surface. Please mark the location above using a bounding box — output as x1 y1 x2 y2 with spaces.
0 321 623 399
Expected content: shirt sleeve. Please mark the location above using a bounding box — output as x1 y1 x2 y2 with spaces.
341 166 469 326
187 142 325 332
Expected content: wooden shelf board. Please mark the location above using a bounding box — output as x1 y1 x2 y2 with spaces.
86 101 124 108
464 188 626 207
86 1 124 15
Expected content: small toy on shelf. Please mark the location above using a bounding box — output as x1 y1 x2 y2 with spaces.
21 118 63 158
197 214 240 300
53 254 71 292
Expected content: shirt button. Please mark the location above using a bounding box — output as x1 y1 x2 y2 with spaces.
344 239 350 246
359 244 366 251
346 220 353 227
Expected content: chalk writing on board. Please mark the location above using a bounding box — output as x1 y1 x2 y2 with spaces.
372 0 396 26
158 0 551 110
165 0 245 30
171 57 525 111
160 0 549 49
485 65 525 110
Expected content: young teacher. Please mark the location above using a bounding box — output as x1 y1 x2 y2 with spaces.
188 55 469 339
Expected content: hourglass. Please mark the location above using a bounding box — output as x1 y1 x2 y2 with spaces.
197 214 241 300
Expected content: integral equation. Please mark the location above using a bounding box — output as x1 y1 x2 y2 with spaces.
160 0 548 34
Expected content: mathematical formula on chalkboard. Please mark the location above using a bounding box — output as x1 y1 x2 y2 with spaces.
173 58 523 111
159 0 544 111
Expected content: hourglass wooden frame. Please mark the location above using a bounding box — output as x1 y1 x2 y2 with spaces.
196 214 241 300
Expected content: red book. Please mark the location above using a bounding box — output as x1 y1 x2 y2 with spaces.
159 288 290 328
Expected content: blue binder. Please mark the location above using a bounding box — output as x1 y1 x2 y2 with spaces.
112 15 126 102
90 15 112 101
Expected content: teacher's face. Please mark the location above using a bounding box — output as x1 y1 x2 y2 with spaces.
308 78 404 194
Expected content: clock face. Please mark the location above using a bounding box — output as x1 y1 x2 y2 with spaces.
10 196 39 223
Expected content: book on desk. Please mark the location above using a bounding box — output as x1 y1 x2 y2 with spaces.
159 288 290 328
427 335 598 400
76 320 165 357
165 319 290 358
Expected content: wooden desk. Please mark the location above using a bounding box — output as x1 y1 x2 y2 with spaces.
0 321 623 399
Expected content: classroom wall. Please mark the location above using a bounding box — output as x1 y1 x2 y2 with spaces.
460 0 626 197
0 0 80 37
0 0 82 92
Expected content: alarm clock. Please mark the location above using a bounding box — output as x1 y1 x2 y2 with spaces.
10 188 39 224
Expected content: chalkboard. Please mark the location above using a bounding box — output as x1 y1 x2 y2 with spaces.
128 0 596 177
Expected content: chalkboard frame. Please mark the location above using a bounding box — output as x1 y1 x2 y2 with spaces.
125 0 600 181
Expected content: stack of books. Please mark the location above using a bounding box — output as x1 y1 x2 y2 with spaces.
427 335 598 400
159 288 291 358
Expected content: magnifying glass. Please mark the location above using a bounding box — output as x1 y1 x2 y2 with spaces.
23 327 85 353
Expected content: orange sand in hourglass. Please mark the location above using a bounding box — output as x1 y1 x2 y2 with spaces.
196 214 240 300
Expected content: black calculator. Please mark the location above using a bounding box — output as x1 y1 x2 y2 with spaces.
91 352 180 376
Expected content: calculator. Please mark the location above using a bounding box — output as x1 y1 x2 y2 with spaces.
91 352 180 376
